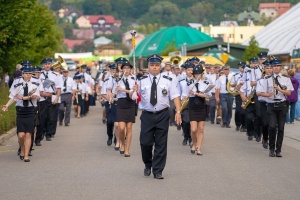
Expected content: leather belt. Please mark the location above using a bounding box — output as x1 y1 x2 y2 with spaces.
267 101 286 107
62 92 71 94
143 107 168 114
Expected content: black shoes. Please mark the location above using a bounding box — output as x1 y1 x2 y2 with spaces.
262 140 268 149
17 148 21 156
197 152 203 156
256 136 261 142
182 138 188 146
28 151 32 156
20 156 24 160
191 150 195 154
24 159 30 162
124 154 130 157
276 152 282 157
188 138 192 146
226 125 231 128
120 150 125 155
114 146 120 151
154 174 164 179
144 168 151 176
65 124 69 127
107 138 112 146
35 142 41 146
59 121 63 126
46 137 52 141
235 126 240 131
269 149 275 157
102 118 106 124
248 136 253 141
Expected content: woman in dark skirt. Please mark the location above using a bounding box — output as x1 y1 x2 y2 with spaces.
185 65 210 155
3 63 40 162
115 61 137 157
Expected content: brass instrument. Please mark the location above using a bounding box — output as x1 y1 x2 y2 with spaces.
241 88 255 109
170 55 182 65
52 56 68 71
180 75 202 111
226 75 239 96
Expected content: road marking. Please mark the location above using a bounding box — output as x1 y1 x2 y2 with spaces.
0 149 17 153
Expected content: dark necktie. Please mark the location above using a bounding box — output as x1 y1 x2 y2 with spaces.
226 75 228 91
194 82 200 105
45 72 48 79
23 83 29 107
77 84 79 90
63 78 67 92
150 76 157 106
124 78 130 101
274 76 279 95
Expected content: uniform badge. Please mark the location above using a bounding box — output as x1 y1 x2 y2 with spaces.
162 88 167 96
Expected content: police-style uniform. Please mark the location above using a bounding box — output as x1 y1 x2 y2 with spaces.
115 63 136 123
59 71 74 126
256 59 293 156
102 64 118 145
139 54 180 178
39 58 62 141
240 79 258 140
215 67 234 127
230 62 246 131
256 60 271 149
81 65 93 115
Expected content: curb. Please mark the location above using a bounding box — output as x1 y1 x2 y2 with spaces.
0 128 16 145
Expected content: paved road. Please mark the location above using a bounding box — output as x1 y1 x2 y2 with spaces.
1 104 300 200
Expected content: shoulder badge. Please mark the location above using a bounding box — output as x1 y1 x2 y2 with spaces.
234 72 239 76
140 76 148 80
103 78 109 82
32 76 38 79
162 75 172 81
264 75 271 79
14 82 23 88
178 79 185 82
204 81 209 85
130 76 135 80
32 81 40 86
52 71 58 76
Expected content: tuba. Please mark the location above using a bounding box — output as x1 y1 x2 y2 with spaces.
226 75 239 96
241 88 255 109
52 56 68 71
170 55 182 65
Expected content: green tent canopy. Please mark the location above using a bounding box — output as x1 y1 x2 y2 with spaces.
130 26 215 57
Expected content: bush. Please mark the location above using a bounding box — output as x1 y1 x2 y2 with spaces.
0 86 16 135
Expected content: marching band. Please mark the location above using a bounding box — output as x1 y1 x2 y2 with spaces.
1 50 295 179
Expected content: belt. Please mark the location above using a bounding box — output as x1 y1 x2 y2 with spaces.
267 101 286 107
62 92 71 95
143 107 168 114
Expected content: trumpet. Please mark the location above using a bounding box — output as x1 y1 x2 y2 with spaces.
180 75 202 111
170 55 182 65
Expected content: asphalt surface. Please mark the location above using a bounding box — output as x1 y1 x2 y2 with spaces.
1 103 300 200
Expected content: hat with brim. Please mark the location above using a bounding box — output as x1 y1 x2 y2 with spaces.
193 65 204 74
121 61 133 69
21 66 32 73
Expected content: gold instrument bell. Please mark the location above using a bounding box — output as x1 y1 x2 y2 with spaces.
52 55 68 71
170 55 182 65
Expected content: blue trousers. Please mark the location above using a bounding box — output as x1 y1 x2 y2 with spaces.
220 93 234 125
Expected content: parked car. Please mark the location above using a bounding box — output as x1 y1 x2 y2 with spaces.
66 61 77 71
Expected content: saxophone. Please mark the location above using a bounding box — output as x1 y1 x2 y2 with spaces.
241 88 255 109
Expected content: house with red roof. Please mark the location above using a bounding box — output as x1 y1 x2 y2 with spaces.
259 3 291 18
63 39 85 51
76 15 122 35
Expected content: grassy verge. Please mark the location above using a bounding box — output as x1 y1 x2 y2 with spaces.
0 85 16 135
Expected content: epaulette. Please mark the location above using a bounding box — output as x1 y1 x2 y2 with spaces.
234 72 239 76
32 82 40 86
246 70 251 73
282 74 288 78
178 79 185 82
264 75 271 79
103 78 109 82
31 76 39 79
130 76 135 80
52 71 58 76
163 75 172 81
204 81 209 85
140 76 148 80
14 82 23 88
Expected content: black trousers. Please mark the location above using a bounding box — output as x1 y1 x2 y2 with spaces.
45 99 55 138
36 101 47 143
209 93 216 123
104 102 117 139
246 104 258 137
181 109 191 139
140 109 170 175
267 102 288 152
235 95 246 128
51 104 59 136
254 94 261 137
260 101 269 141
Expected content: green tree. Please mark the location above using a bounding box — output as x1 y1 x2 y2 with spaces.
82 0 111 15
61 23 76 39
50 0 63 11
243 36 260 62
0 0 63 73
161 40 178 56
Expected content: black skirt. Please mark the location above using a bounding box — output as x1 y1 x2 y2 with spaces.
188 97 206 122
73 94 83 106
16 106 36 134
117 98 135 123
